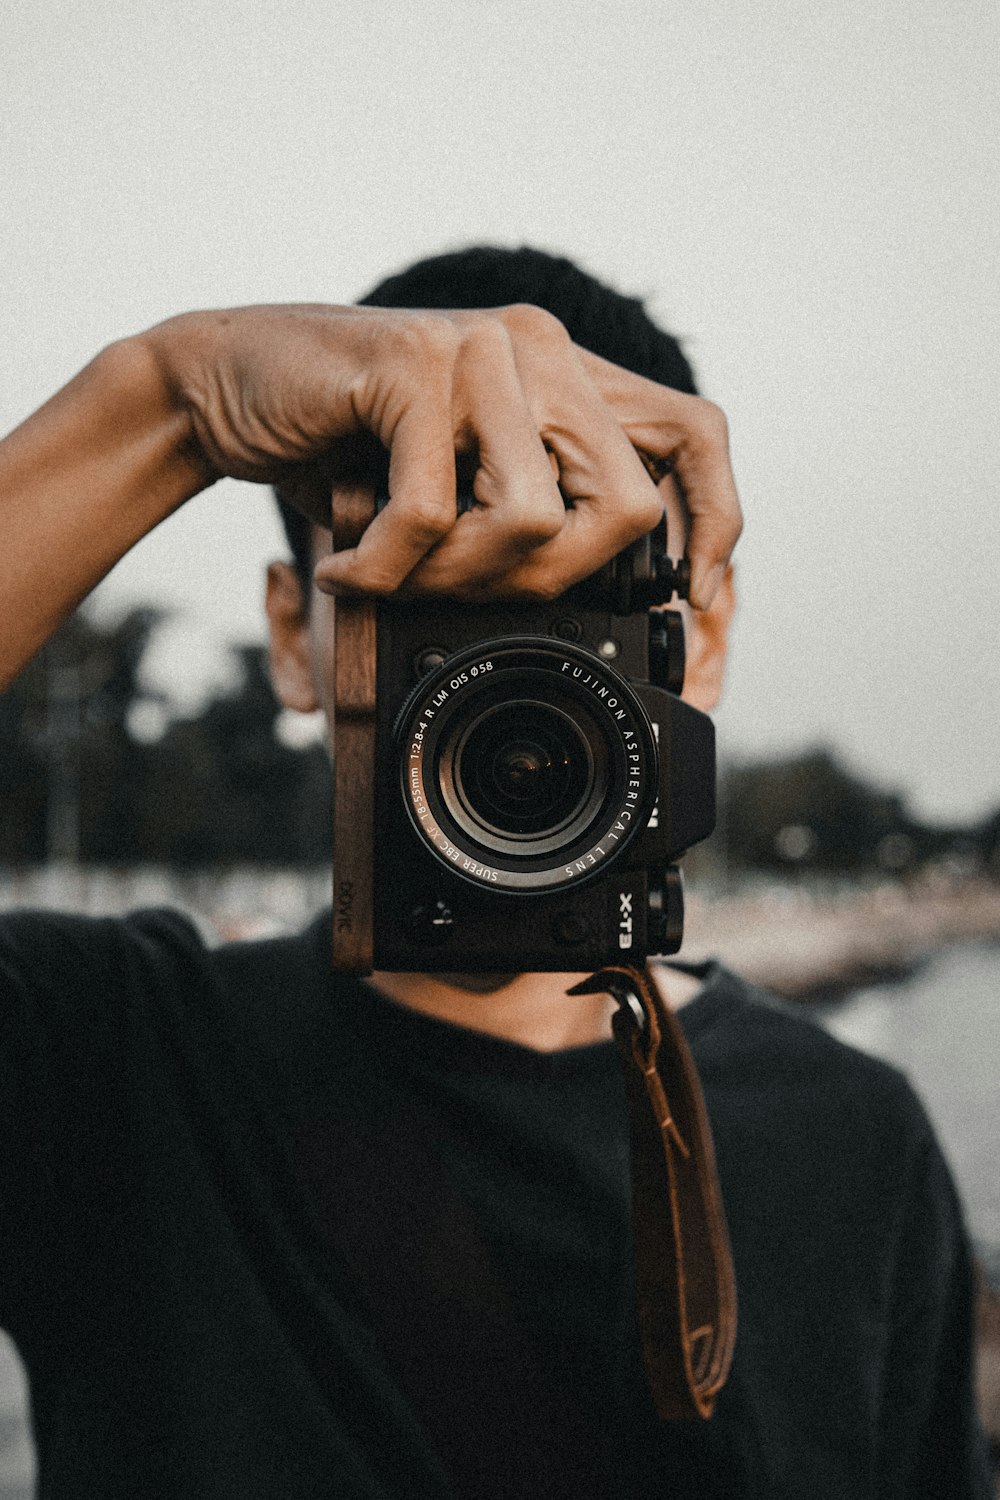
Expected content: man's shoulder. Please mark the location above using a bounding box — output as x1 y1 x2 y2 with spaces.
0 905 212 1025
0 904 349 1107
0 903 337 1043
691 961 910 1081
686 963 936 1169
0 903 326 981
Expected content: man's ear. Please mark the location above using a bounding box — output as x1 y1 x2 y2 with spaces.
265 561 320 713
681 565 736 713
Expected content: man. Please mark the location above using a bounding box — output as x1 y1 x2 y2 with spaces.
0 248 989 1497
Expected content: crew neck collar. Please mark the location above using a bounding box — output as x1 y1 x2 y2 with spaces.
306 912 741 1079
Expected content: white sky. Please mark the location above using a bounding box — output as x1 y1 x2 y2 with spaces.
2 0 998 823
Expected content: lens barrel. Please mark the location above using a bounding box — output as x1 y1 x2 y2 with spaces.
395 637 658 894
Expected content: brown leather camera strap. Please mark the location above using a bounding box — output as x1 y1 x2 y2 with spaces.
568 964 737 1420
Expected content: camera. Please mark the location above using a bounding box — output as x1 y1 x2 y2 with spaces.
331 504 715 973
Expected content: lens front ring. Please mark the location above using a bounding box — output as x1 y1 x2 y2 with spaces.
395 637 657 895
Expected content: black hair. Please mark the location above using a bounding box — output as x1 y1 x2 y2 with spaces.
274 244 698 592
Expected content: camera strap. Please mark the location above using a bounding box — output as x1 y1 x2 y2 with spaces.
568 965 737 1421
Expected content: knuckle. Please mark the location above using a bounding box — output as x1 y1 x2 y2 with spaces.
691 397 730 447
709 489 744 536
397 313 460 372
498 498 565 548
626 486 667 536
500 302 571 350
460 317 514 366
699 507 744 564
398 493 454 543
512 571 566 605
642 487 669 528
344 561 405 595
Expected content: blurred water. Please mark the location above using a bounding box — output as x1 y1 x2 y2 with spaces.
815 943 1000 1246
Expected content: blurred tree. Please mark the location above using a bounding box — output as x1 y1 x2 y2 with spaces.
140 646 330 865
975 809 1000 880
713 749 963 876
0 609 161 863
0 643 49 863
0 611 329 867
77 609 163 863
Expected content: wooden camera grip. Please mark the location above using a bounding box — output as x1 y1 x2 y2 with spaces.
331 492 378 973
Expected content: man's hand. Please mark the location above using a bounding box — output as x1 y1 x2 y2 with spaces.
0 301 741 688
147 302 741 610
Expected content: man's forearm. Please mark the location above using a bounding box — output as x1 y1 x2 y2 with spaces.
0 334 214 689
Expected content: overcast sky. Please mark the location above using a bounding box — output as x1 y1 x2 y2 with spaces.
2 0 997 823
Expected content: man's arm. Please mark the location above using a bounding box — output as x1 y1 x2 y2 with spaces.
0 336 212 687
0 302 742 690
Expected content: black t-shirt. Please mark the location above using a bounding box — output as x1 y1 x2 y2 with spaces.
0 908 990 1498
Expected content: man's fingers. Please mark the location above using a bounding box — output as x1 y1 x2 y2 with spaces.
460 323 567 551
313 309 742 608
400 325 567 592
681 454 744 609
487 329 668 597
405 354 672 602
318 321 574 597
575 347 743 609
465 491 658 602
314 397 457 594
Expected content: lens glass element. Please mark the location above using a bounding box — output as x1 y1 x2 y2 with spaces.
454 702 593 840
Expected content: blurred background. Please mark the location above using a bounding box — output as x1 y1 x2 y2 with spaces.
1 1 998 1490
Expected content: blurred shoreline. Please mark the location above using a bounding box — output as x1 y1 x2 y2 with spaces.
683 876 1000 1001
1 864 998 1003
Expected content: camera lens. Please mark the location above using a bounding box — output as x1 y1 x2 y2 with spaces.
396 638 657 894
453 702 593 839
439 694 609 859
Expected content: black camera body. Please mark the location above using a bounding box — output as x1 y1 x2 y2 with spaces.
350 518 715 973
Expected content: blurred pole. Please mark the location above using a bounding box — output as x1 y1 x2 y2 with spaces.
717 762 731 892
46 636 81 865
